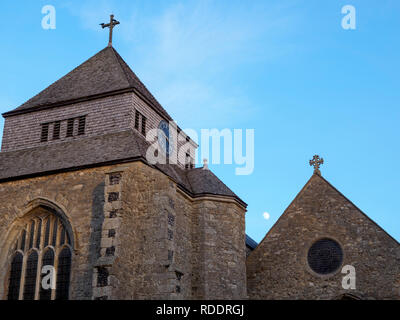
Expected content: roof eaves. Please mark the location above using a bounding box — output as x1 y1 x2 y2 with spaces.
2 87 134 118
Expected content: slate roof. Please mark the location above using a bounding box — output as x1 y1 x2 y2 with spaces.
0 130 246 206
245 235 258 250
3 47 172 120
0 46 244 205
186 168 238 198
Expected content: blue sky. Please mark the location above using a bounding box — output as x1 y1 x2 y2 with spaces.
0 0 399 243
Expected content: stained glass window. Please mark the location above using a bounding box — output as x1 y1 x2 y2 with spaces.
40 249 55 300
66 231 71 246
307 238 343 275
44 218 50 247
7 252 23 300
59 226 66 246
23 251 38 300
28 220 35 249
36 219 42 248
52 218 58 247
7 210 73 300
20 230 26 252
56 248 72 300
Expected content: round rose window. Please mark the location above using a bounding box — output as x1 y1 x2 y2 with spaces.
307 238 343 275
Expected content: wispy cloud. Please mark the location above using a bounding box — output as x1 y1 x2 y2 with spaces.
66 0 301 128
62 0 115 31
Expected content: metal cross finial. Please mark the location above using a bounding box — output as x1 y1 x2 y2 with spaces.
309 155 324 175
100 14 120 47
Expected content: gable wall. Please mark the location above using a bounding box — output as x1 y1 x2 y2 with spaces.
247 175 400 300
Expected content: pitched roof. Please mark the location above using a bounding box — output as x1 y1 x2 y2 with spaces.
186 168 239 198
0 130 146 179
0 46 243 205
0 129 246 206
3 47 172 120
254 173 400 251
245 235 258 250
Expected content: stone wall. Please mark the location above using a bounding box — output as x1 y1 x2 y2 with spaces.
191 199 247 299
106 162 247 300
246 174 400 300
0 166 110 300
109 162 180 299
0 161 246 300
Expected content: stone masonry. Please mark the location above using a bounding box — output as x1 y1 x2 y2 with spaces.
3 42 399 301
0 162 247 300
246 173 400 300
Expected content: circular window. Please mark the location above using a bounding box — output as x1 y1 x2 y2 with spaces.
307 238 343 275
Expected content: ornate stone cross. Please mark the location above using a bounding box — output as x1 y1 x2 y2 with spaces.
309 155 324 175
100 14 120 47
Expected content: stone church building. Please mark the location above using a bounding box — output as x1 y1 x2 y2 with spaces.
247 169 400 300
0 41 399 300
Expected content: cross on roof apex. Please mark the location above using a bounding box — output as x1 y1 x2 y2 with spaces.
309 155 324 175
100 14 120 47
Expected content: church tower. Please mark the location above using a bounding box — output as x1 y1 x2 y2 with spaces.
0 16 247 300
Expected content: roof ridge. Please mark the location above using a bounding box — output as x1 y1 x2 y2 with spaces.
183 167 196 193
207 168 241 199
10 47 109 111
315 174 400 247
110 47 172 120
186 167 245 206
3 46 172 119
109 47 135 88
253 174 400 255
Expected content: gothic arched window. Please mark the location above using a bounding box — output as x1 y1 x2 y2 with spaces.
56 248 72 300
7 252 23 300
23 251 39 300
6 208 73 300
39 248 55 300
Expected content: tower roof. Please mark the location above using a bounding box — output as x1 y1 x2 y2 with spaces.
3 46 172 120
0 45 245 206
